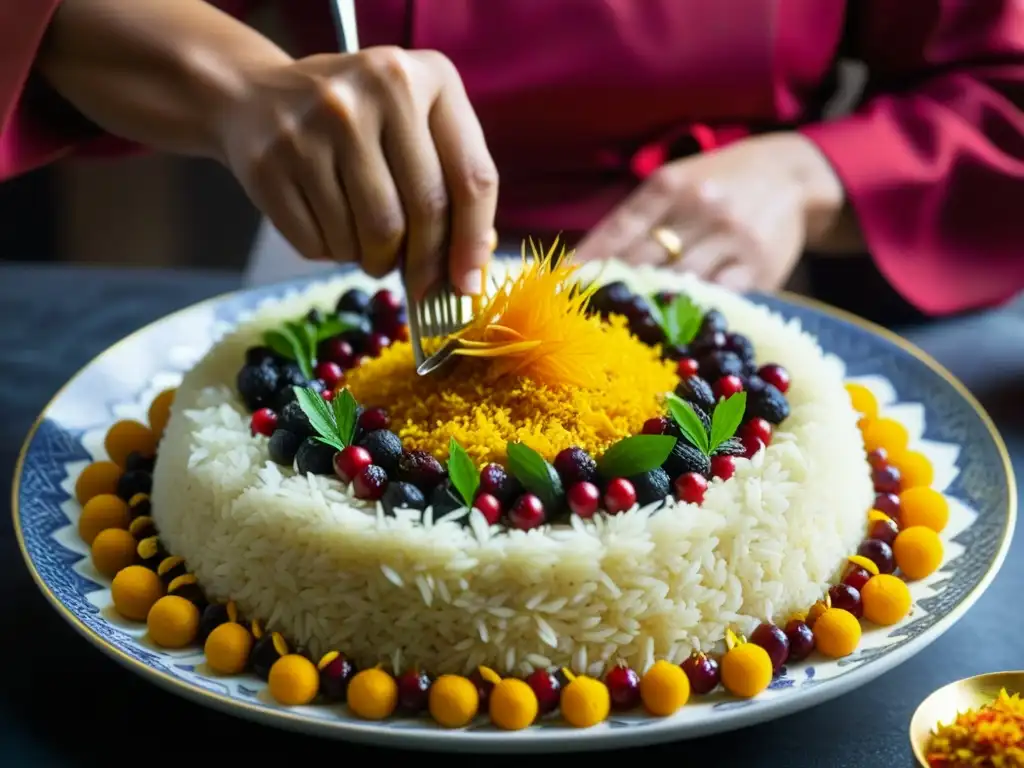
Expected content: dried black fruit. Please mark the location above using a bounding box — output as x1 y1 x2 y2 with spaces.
747 382 791 425
698 350 745 382
698 309 727 337
589 281 633 316
725 333 756 365
661 343 691 361
662 441 711 480
675 376 716 413
712 438 746 457
627 468 671 507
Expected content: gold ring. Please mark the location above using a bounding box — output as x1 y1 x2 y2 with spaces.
651 226 683 263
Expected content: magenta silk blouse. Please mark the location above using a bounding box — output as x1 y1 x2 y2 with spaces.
2 1 1023 315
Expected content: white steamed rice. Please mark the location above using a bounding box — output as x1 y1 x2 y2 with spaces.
150 260 872 677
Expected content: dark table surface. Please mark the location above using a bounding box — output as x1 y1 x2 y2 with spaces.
3 263 1022 767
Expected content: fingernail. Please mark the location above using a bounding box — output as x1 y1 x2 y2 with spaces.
458 268 483 296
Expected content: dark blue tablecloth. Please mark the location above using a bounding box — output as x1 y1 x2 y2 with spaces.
2 263 1021 766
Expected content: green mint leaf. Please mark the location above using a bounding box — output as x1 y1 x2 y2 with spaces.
447 438 480 508
672 295 704 345
709 391 748 453
506 442 563 511
313 434 346 452
316 312 365 342
263 328 303 364
333 388 359 448
293 386 340 447
597 434 677 478
666 392 711 455
647 300 677 342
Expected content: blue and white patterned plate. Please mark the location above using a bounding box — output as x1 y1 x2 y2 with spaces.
12 270 1016 753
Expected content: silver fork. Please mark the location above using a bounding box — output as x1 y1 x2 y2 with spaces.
411 287 469 375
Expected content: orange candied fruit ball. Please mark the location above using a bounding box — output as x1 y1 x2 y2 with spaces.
813 608 861 658
899 487 949 533
104 420 157 468
78 493 131 546
205 622 254 675
861 418 909 456
893 525 944 580
861 574 912 626
90 527 138 578
111 565 165 621
74 461 123 506
268 655 320 706
845 383 879 421
889 450 934 490
147 595 200 649
148 388 176 437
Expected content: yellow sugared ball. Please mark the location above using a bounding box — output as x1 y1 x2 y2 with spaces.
720 643 773 698
104 420 158 468
489 678 538 730
893 525 944 580
899 487 949 533
861 418 909 456
889 450 934 490
74 461 123 506
268 654 320 706
428 674 479 728
90 527 137 578
111 565 164 621
862 574 912 626
347 668 399 720
560 675 610 728
148 388 176 437
147 595 200 648
639 659 690 716
78 493 131 546
813 608 862 658
204 621 254 675
845 383 879 421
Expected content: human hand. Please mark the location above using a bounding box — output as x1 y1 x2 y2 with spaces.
574 133 846 292
216 47 498 299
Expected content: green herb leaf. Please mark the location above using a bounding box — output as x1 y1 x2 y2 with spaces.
647 300 677 343
293 386 344 451
447 438 480 508
285 320 318 378
506 442 563 511
262 327 304 365
709 391 748 453
597 434 677 478
316 312 366 342
333 388 359 448
672 295 704 345
666 392 711 455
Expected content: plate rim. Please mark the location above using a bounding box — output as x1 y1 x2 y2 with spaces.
11 276 1018 751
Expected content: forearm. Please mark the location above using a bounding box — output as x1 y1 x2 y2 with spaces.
35 0 294 161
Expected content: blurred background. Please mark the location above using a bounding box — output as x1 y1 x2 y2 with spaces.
0 151 258 271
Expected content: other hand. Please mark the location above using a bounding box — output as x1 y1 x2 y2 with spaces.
217 47 498 299
574 132 846 292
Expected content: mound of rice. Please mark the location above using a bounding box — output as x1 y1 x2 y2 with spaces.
150 260 872 677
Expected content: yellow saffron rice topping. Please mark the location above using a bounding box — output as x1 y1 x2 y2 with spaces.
345 242 677 464
926 688 1024 767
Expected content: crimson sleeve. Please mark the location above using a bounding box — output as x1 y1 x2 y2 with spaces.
800 2 1024 315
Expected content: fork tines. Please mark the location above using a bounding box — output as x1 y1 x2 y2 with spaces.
409 285 467 372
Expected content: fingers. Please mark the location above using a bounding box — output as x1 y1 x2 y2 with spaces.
710 262 756 292
249 169 327 262
573 168 677 262
293 141 358 262
425 52 499 296
375 54 450 300
324 84 407 278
